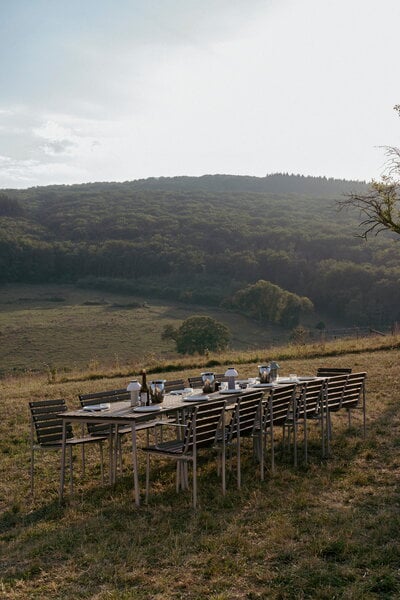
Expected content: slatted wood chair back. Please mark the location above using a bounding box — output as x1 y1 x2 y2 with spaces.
264 383 297 429
164 379 185 392
323 374 348 412
188 374 229 389
227 391 264 442
188 376 203 389
183 399 227 453
29 398 73 446
78 388 129 436
317 367 352 378
297 379 325 420
340 372 366 410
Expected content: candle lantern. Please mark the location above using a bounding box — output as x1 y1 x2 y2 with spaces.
127 380 141 407
269 361 280 383
225 367 238 390
201 372 215 393
258 364 270 383
150 380 166 404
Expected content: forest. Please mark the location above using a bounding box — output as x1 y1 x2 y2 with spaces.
1 173 400 328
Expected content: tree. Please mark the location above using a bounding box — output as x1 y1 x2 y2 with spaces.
338 106 400 239
228 279 313 327
170 315 230 355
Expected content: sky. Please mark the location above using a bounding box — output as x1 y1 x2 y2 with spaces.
0 0 399 189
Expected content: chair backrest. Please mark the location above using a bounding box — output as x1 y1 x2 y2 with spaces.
78 388 129 436
317 367 352 378
29 399 73 446
188 376 203 389
297 379 325 419
79 388 130 406
183 399 227 453
227 391 264 441
323 374 348 412
164 378 185 393
188 374 229 389
340 372 366 409
264 383 297 429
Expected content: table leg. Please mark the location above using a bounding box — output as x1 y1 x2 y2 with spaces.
131 426 140 506
59 419 67 503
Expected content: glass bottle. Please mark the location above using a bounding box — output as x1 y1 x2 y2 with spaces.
140 369 150 406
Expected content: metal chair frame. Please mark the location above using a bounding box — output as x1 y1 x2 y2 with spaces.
142 398 227 508
29 398 106 496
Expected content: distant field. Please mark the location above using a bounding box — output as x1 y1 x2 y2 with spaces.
0 284 289 375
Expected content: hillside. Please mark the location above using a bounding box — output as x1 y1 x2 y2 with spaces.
0 174 399 329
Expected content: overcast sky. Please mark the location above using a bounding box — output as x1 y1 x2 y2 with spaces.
1 0 399 189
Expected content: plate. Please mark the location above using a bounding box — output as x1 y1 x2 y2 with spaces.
298 376 317 381
183 395 209 402
219 388 243 394
132 405 162 412
276 378 298 384
82 403 110 411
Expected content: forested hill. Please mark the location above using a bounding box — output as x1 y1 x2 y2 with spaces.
1 173 399 329
128 173 368 197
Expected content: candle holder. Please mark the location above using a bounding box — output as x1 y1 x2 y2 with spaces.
150 380 166 404
201 372 215 394
225 367 238 390
127 380 141 407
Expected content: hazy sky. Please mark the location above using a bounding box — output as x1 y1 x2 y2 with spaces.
1 0 399 189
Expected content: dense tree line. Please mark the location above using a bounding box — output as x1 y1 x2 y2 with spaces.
1 174 400 327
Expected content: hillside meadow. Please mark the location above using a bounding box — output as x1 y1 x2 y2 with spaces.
0 283 314 377
1 336 400 599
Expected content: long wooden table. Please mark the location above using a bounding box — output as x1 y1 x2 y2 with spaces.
58 390 246 506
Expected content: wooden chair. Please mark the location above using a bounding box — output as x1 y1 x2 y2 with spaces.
29 398 106 496
317 367 352 378
78 388 160 482
188 374 228 389
339 372 367 436
254 384 297 478
321 373 349 455
222 390 264 489
283 379 325 466
142 398 227 508
188 375 203 389
164 378 185 393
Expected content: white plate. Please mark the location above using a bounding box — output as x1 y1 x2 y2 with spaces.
132 405 162 412
83 403 110 411
276 378 298 384
219 388 243 394
298 376 317 381
183 395 209 402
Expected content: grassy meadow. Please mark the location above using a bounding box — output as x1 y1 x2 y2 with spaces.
0 284 289 377
1 333 400 599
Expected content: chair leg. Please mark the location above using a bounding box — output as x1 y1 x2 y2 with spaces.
99 442 104 484
237 438 241 490
192 456 197 509
145 453 150 504
30 446 35 496
270 421 275 473
68 446 74 495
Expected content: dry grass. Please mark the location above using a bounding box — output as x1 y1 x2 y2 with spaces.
1 339 400 599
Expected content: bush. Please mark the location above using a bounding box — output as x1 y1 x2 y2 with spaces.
174 315 230 355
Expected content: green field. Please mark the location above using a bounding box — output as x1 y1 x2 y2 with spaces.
0 284 291 376
1 338 399 599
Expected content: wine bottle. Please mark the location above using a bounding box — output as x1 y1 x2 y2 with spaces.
140 369 150 406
